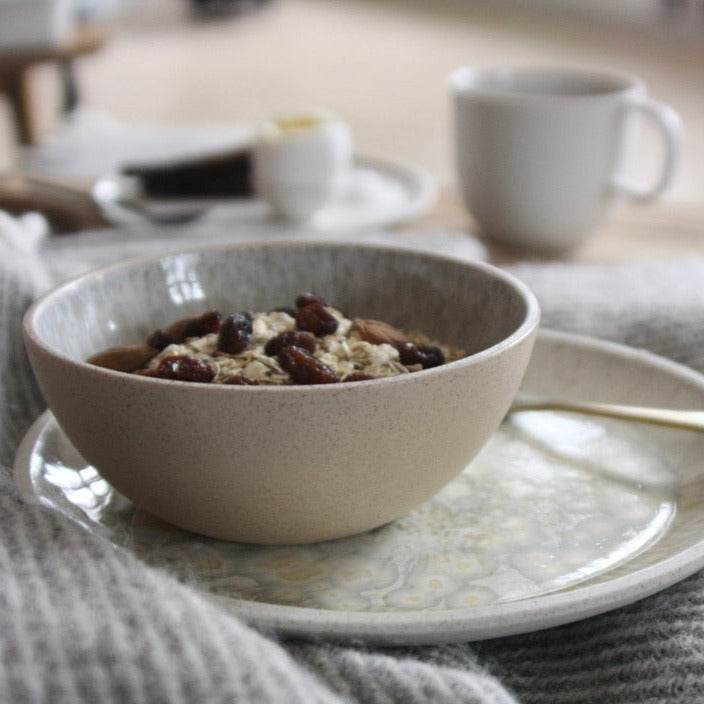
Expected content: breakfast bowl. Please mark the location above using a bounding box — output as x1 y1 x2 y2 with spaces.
23 241 539 544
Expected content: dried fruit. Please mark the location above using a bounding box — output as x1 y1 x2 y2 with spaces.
180 310 222 339
218 312 253 354
146 328 177 351
343 371 379 382
351 318 407 348
398 341 445 369
147 355 216 383
88 345 156 372
278 346 339 385
295 292 328 309
147 310 221 350
93 294 461 385
296 303 339 337
264 330 316 356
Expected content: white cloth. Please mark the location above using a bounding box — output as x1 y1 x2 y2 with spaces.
3 206 704 703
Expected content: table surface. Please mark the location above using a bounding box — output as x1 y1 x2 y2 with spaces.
74 0 704 202
417 184 704 264
5 1 703 263
72 0 704 265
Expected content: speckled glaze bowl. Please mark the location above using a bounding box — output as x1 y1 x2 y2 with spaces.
23 242 539 544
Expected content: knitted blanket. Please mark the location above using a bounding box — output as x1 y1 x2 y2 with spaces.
3 211 704 704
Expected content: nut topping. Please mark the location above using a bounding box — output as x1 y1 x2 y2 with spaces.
147 310 221 350
87 345 157 372
218 312 253 354
351 318 408 348
295 292 329 309
295 303 339 337
90 291 463 385
142 355 217 383
264 330 316 356
398 341 445 369
278 345 339 385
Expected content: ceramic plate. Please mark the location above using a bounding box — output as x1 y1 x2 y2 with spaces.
14 330 704 645
92 155 438 232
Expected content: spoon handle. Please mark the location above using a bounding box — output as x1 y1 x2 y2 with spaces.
508 399 704 432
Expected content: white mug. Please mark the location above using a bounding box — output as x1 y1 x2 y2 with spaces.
450 65 682 251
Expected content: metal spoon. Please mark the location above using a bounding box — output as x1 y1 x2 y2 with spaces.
508 397 704 433
92 178 207 226
23 176 207 227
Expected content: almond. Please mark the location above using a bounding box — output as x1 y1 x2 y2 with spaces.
87 344 156 372
351 318 407 348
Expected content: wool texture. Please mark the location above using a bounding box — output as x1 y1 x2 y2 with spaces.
2 215 704 703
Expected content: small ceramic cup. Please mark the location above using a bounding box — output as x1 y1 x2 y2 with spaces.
253 109 353 221
450 65 682 251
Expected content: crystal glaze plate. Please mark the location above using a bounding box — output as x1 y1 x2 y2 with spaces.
14 330 704 645
93 154 438 233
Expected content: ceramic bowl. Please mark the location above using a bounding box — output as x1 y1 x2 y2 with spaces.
23 242 540 544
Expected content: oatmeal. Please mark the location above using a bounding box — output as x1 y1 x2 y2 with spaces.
88 293 465 385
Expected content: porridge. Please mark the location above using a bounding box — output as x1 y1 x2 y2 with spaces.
88 293 465 385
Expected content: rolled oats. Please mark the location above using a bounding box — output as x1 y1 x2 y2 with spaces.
90 295 465 385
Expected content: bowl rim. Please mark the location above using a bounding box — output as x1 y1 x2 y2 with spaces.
23 239 541 391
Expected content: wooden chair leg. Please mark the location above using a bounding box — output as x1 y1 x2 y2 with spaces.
3 69 38 145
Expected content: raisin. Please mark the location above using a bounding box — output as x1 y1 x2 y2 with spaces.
343 371 379 382
278 346 339 385
398 341 445 369
181 310 222 339
147 310 222 350
218 312 253 354
296 303 339 337
295 292 328 309
149 355 216 383
224 375 261 385
264 330 316 356
147 328 178 351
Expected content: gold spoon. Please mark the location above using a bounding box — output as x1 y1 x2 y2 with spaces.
508 397 704 432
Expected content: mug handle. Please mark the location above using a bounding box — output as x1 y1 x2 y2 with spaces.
610 97 682 201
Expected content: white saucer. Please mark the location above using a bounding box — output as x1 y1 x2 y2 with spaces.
14 330 704 645
93 154 438 232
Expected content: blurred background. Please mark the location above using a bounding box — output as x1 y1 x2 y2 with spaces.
0 0 702 202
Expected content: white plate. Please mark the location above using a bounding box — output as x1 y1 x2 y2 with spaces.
92 155 438 232
14 330 704 645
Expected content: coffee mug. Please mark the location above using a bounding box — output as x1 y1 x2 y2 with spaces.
450 65 682 251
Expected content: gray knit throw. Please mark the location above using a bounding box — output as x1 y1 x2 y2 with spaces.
3 222 704 704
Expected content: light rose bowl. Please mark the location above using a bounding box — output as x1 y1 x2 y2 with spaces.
23 241 540 544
